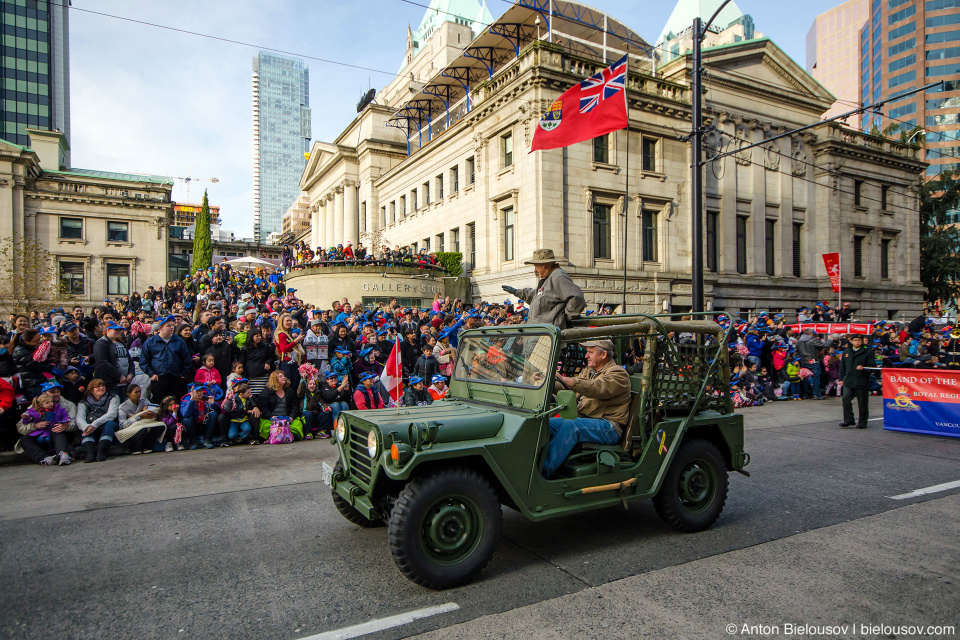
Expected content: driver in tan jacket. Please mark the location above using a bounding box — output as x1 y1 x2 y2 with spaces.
545 339 631 477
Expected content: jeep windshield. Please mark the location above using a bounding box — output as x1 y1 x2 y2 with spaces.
453 333 552 389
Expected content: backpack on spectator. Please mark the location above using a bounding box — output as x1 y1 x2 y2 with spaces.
267 416 294 444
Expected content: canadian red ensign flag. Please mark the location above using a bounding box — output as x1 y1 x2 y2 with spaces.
530 55 628 152
380 337 403 404
822 252 840 293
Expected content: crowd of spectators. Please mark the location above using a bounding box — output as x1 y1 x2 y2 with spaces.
0 263 533 465
284 241 447 272
0 269 952 467
721 303 953 408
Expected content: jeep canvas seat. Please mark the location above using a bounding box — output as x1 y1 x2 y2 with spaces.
556 375 644 477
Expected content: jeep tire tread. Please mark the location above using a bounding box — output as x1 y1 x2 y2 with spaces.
653 437 729 533
388 467 502 589
331 460 384 528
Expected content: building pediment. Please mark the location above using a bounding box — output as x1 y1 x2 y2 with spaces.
662 38 836 115
300 141 340 190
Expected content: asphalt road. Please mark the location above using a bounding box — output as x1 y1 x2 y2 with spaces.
1 397 959 640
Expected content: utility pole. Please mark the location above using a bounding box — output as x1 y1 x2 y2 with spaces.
689 0 733 313
690 15 705 313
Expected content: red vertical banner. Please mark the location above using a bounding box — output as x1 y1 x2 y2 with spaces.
822 252 840 293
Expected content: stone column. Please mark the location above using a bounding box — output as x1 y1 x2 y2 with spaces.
344 180 358 248
311 203 320 251
316 200 325 250
325 193 335 251
333 186 345 247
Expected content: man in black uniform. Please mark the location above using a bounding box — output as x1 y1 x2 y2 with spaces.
839 334 878 429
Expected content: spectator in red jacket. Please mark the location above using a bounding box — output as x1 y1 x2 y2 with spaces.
353 373 384 410
0 377 15 450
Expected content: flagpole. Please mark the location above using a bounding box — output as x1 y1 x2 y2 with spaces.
395 335 401 414
838 252 842 318
620 47 630 314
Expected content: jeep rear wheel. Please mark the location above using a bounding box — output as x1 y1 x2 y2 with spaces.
331 460 384 528
388 467 502 589
653 438 728 533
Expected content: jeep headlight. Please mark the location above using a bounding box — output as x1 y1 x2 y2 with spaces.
336 418 346 443
367 429 379 458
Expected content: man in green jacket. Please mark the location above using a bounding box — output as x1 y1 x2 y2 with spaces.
839 334 878 429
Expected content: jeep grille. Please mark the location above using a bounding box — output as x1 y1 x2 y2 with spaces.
346 424 373 486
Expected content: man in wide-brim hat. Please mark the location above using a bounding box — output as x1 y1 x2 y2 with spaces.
502 249 585 329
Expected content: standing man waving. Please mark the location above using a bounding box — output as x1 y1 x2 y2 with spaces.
503 249 586 329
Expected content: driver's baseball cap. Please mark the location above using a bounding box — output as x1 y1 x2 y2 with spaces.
581 339 615 352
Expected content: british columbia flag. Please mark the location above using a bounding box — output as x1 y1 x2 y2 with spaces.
579 56 627 113
530 54 629 152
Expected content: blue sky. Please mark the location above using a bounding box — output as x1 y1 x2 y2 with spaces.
70 0 847 237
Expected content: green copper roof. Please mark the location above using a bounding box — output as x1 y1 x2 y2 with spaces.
43 168 174 185
656 0 745 48
0 137 34 153
402 0 494 70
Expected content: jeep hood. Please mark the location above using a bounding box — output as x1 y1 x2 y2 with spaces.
346 401 505 443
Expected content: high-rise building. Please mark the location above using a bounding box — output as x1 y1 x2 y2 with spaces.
0 0 70 165
855 0 960 177
806 0 870 122
173 202 221 228
656 0 762 65
252 52 311 242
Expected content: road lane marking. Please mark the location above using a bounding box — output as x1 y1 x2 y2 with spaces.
868 418 883 422
888 479 960 500
296 602 460 640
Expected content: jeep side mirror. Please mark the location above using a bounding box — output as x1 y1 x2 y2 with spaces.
556 390 577 419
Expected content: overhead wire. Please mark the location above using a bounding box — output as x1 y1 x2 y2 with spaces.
710 128 922 215
704 64 960 161
698 71 923 215
48 0 397 76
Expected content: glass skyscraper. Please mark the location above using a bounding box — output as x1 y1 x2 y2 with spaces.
252 52 311 243
857 0 960 177
0 0 69 163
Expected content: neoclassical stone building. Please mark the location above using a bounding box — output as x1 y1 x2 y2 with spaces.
0 129 173 311
300 0 925 320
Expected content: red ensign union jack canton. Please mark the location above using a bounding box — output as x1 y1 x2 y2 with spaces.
579 56 627 113
529 54 630 152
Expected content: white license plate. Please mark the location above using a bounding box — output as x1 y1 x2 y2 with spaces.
321 461 334 487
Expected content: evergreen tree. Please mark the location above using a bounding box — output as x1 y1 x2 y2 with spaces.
920 169 960 307
192 189 213 272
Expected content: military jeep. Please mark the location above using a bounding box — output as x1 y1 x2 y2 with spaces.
324 313 749 589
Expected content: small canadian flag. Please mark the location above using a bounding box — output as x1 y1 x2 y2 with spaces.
380 337 403 404
822 252 840 293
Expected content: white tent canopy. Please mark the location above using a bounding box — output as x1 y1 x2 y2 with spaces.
222 256 277 270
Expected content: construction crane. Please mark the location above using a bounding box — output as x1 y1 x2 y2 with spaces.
170 168 219 203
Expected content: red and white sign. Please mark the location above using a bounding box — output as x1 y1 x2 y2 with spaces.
787 323 874 334
380 337 403 404
822 252 840 293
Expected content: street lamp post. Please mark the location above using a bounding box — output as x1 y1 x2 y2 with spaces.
691 16 705 313
690 0 733 314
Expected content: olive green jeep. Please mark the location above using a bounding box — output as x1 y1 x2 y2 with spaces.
323 313 749 589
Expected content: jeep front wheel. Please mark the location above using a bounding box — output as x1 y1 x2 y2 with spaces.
653 437 729 533
331 460 384 528
388 467 502 589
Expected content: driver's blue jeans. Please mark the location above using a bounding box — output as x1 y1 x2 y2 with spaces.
544 417 619 478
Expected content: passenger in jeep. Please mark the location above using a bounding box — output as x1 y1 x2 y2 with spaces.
545 339 631 478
